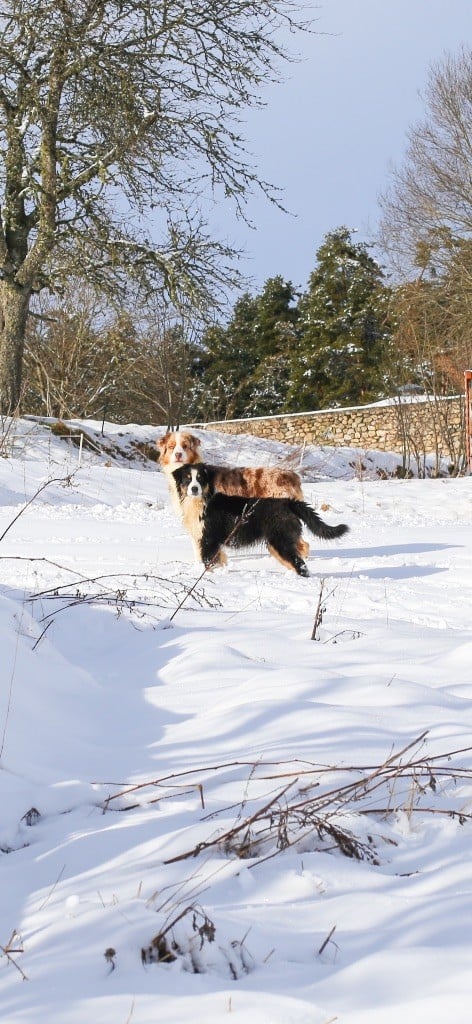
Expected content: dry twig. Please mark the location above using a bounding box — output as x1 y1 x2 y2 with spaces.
0 931 27 981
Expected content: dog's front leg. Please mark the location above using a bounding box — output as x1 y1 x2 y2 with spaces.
201 532 227 570
191 537 204 564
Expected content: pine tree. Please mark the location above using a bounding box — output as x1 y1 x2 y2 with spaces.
189 293 259 420
287 228 392 410
190 277 299 419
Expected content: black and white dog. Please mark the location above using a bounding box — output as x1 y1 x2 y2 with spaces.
172 463 349 577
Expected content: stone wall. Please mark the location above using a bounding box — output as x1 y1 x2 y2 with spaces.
190 396 464 462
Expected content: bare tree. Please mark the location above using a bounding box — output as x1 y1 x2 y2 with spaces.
384 278 468 473
386 276 472 394
23 284 139 418
379 45 472 470
0 0 309 413
23 285 209 426
378 46 472 277
121 309 200 428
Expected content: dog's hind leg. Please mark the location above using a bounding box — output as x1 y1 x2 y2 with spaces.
297 538 310 559
266 516 310 577
267 543 309 577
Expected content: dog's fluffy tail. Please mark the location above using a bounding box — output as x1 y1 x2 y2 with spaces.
290 500 349 541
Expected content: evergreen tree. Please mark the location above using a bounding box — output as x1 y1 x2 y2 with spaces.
189 292 260 420
245 277 299 415
287 228 392 410
190 277 299 419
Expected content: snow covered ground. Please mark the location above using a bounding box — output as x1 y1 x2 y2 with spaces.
0 416 471 1024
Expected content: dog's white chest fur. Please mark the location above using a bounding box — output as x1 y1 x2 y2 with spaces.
179 471 206 562
181 469 205 545
180 494 205 544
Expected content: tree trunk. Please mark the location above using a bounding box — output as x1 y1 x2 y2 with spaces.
0 281 31 414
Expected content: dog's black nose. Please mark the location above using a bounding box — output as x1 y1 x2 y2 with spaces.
190 485 199 494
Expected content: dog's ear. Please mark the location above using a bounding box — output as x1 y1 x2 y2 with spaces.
188 433 201 450
157 434 169 452
202 464 216 492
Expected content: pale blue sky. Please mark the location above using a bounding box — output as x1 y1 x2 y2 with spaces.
209 0 472 293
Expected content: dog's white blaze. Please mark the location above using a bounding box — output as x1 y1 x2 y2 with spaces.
169 432 189 465
185 467 203 497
